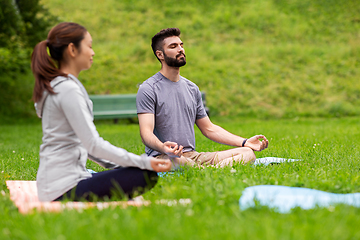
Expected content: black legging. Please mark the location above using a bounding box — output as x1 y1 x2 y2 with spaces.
54 167 158 201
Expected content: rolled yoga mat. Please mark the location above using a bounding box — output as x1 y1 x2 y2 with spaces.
253 157 300 166
239 185 360 213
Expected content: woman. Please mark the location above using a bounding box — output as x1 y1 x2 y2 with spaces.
31 22 172 202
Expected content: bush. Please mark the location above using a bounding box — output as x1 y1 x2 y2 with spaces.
0 0 56 122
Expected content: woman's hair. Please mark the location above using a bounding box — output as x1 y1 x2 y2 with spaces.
31 22 87 102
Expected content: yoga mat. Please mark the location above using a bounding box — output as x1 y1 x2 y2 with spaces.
6 180 190 214
239 185 360 213
253 157 300 166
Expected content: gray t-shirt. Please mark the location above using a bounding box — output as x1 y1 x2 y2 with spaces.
136 72 208 157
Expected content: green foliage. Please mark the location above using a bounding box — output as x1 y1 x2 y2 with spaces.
0 0 23 47
0 0 56 121
0 0 56 48
1 117 360 239
16 0 58 48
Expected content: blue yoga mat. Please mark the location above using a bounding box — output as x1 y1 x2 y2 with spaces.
239 185 360 213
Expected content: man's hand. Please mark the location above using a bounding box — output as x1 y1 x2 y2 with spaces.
162 141 183 158
244 135 269 151
150 158 172 172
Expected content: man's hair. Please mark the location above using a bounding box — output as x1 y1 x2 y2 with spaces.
151 28 181 62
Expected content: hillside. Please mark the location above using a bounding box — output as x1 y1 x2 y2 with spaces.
40 0 360 118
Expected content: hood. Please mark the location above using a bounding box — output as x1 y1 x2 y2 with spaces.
35 90 49 118
35 75 71 118
35 74 92 118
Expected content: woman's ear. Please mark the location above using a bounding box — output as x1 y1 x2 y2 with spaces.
66 43 77 58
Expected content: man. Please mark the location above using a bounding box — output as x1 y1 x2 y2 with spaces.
136 28 268 168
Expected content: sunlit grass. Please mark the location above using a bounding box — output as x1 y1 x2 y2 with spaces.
1 117 360 239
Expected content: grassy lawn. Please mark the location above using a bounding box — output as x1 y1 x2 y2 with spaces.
1 116 359 239
1 0 359 238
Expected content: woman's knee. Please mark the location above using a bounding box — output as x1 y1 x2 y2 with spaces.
145 170 159 187
116 169 159 199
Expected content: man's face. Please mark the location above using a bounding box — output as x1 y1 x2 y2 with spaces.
161 36 186 67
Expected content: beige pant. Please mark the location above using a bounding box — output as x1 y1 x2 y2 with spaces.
155 147 256 168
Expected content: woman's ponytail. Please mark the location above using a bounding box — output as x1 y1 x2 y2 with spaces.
31 22 87 103
31 40 66 102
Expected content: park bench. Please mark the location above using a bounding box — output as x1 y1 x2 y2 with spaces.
89 92 210 122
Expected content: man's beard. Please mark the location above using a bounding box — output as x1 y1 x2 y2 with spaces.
164 52 186 67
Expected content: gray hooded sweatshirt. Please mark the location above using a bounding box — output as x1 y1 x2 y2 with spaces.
35 74 153 201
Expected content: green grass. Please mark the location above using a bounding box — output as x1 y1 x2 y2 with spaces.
1 116 360 239
2 0 360 238
3 0 359 120
18 0 356 119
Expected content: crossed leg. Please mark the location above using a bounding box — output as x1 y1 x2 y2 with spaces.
212 147 256 167
156 147 256 168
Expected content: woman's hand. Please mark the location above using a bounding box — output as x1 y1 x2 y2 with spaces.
150 158 172 172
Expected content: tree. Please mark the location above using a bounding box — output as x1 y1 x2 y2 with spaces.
0 0 56 121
